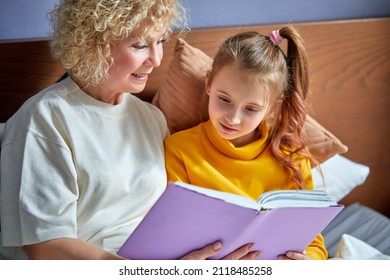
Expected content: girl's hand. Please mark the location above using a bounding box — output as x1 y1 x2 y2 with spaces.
278 250 311 260
180 242 260 260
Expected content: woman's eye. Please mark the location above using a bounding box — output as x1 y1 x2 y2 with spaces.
133 44 148 50
132 38 165 50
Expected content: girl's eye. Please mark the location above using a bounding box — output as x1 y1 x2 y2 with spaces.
158 39 166 45
246 107 259 113
218 96 230 103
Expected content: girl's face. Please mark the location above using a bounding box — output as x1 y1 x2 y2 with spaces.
207 65 270 147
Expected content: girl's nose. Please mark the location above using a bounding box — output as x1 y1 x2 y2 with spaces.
227 108 241 124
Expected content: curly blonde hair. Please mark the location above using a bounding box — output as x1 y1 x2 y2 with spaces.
49 0 186 86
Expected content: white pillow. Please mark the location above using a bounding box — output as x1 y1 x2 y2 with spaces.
334 234 390 260
312 154 370 202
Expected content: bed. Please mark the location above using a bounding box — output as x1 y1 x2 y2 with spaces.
1 17 389 260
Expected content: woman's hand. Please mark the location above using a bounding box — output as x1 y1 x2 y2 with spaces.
180 242 260 260
278 250 311 260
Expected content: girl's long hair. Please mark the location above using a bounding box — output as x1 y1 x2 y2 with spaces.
207 26 314 189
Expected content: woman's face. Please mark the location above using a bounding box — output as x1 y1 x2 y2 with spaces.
99 28 168 99
207 65 270 147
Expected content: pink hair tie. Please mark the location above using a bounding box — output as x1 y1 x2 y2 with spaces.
269 30 283 46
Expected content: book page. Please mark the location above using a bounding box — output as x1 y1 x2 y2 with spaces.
257 189 338 209
172 182 261 210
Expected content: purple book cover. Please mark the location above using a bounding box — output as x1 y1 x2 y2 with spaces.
117 183 344 260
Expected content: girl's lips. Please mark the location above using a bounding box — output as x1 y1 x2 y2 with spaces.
220 122 238 134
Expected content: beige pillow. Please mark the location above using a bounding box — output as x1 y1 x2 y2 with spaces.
153 38 348 165
304 116 348 164
152 38 211 133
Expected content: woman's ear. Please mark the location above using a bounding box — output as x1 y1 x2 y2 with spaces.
205 70 211 96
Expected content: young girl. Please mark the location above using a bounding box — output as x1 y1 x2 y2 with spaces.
164 27 327 260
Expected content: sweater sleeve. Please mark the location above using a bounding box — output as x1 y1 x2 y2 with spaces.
306 233 328 260
1 130 78 246
164 137 190 184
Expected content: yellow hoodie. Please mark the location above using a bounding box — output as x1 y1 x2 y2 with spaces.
164 120 328 260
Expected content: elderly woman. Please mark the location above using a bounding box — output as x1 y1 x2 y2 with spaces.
0 0 257 260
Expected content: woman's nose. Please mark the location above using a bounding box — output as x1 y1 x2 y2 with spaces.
145 46 162 67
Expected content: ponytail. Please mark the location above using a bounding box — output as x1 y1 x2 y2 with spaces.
268 26 313 189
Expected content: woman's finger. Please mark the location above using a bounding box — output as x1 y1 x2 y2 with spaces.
180 241 222 260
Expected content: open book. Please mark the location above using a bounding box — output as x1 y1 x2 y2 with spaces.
118 182 344 260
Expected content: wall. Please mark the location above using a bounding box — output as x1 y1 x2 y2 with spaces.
0 0 58 41
0 0 389 41
183 0 390 28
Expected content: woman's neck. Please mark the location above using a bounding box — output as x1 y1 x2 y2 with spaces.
72 77 124 105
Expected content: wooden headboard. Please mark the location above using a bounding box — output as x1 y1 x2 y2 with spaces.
1 18 389 216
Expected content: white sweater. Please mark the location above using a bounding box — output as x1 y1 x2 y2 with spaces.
0 77 169 259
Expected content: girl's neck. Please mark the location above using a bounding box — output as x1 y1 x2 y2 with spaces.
229 128 261 147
